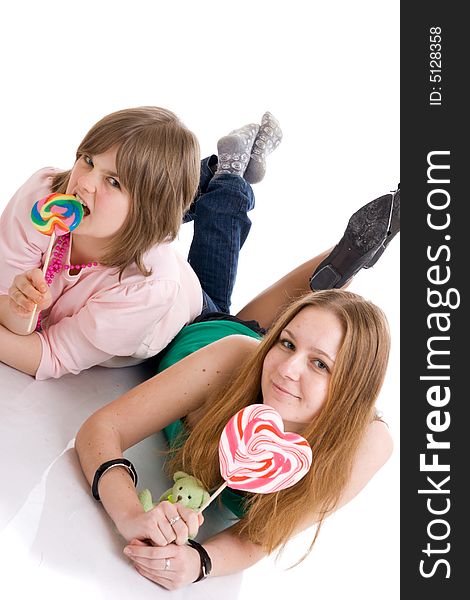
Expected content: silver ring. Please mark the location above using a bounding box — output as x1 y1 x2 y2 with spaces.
164 558 170 571
169 515 181 526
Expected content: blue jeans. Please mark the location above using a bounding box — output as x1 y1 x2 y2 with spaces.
183 156 255 314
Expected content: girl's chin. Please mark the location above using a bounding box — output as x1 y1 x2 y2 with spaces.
262 400 306 433
262 397 276 410
263 397 288 420
73 220 90 235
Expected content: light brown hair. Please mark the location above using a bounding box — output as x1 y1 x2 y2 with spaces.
169 290 391 556
52 106 200 276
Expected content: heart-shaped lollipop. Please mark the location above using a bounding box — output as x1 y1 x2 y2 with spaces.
198 404 312 513
219 404 312 493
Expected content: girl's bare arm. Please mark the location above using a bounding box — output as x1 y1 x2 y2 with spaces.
294 419 393 535
75 334 259 542
337 419 393 507
0 299 42 375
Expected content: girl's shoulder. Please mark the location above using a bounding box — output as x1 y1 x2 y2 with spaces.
365 418 394 457
1 167 62 235
18 167 61 195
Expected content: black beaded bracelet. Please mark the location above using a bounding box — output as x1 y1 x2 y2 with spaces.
187 539 212 582
92 458 138 501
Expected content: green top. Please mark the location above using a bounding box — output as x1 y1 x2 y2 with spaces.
157 319 263 518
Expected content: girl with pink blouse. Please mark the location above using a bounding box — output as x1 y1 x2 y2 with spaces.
0 106 279 379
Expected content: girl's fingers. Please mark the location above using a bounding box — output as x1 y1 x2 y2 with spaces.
146 525 171 547
180 511 199 541
131 547 195 590
129 553 170 572
124 544 178 576
128 538 147 547
158 502 190 545
134 564 173 588
14 274 43 303
10 270 47 310
174 505 199 541
8 286 35 313
28 269 48 293
156 520 177 545
134 563 160 583
169 513 191 546
125 543 170 559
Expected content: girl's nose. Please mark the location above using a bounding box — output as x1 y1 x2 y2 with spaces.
77 172 96 194
278 354 302 381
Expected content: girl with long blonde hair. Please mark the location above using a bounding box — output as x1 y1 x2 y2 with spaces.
75 182 399 589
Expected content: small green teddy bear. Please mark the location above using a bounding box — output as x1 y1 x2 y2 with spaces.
138 471 210 512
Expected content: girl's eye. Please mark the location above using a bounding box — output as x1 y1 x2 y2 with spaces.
313 359 329 372
280 338 295 350
83 155 93 167
108 177 121 189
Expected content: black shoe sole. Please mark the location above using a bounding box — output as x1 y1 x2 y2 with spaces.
364 186 400 268
309 186 400 290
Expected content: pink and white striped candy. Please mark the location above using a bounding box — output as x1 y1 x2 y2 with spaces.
218 404 312 493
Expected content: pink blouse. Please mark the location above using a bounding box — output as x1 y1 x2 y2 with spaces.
0 168 203 379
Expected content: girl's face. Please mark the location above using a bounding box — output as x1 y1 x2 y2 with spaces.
261 306 344 433
67 147 131 240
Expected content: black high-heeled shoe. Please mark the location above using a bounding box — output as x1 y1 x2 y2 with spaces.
309 184 400 290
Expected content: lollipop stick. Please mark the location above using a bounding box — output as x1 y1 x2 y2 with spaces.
26 232 56 333
197 482 228 514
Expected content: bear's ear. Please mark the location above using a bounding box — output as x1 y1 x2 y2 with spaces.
159 487 173 502
173 471 188 482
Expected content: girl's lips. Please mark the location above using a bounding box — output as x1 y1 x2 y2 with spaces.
272 381 300 399
74 193 90 215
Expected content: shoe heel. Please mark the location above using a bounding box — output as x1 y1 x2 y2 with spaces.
309 265 342 290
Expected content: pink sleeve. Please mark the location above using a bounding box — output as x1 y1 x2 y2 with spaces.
0 168 60 295
35 279 180 379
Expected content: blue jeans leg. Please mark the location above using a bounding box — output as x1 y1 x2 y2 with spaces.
184 156 255 314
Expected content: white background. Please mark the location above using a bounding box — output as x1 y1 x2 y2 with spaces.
0 1 399 598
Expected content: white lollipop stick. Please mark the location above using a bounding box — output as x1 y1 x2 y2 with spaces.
197 482 227 514
26 232 56 333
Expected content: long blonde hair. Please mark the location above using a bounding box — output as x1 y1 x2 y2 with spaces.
52 106 200 276
169 290 390 555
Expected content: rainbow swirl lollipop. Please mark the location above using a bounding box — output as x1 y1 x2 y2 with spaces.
26 193 83 333
31 193 84 236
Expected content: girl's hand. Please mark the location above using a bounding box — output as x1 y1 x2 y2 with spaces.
118 501 204 547
124 538 202 590
8 269 52 317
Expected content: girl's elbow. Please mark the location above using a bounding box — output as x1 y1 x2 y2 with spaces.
74 414 100 456
74 420 89 457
